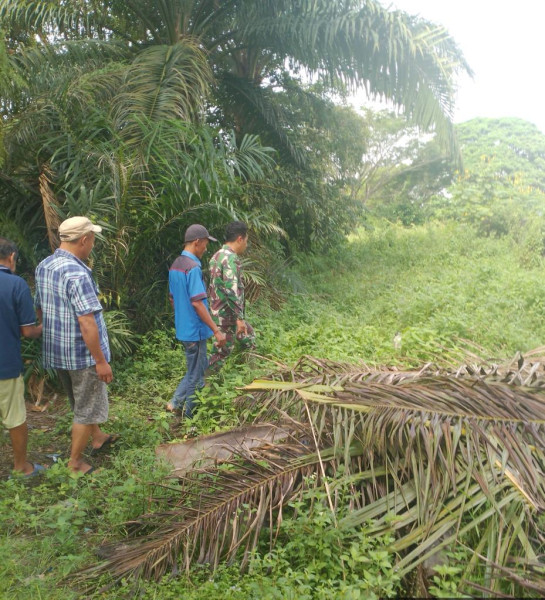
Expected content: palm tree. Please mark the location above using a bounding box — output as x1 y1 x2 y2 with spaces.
1 0 471 154
0 0 472 317
88 350 545 596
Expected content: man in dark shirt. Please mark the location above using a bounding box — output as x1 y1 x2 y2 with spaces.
0 238 44 476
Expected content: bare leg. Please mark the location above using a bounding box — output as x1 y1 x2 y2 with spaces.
69 423 94 473
8 422 34 474
90 424 111 449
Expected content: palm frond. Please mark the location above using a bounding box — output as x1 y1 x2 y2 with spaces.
84 439 333 581
84 350 545 596
38 164 60 252
235 0 471 151
0 0 100 35
113 39 213 143
216 72 307 166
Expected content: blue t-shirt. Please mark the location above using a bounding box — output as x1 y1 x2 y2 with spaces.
169 251 213 342
0 266 37 379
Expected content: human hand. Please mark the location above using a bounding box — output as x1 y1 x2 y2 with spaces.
214 330 227 348
96 361 113 383
236 319 247 336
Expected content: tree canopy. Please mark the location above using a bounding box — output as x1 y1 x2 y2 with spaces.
0 0 470 330
431 118 545 237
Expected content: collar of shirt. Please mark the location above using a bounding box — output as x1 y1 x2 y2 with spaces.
181 250 201 265
0 265 13 274
54 248 93 274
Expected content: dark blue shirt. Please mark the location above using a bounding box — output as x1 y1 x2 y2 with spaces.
169 251 213 342
0 266 37 379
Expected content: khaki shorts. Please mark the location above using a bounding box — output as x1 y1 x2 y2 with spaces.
0 376 26 430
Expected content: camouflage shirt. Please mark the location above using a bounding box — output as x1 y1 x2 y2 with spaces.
208 245 244 324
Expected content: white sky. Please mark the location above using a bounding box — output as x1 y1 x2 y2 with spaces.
359 0 545 133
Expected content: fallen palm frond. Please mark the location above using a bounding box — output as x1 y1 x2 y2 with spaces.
86 439 348 581
88 350 545 596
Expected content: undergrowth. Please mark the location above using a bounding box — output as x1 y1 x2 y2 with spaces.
2 220 545 598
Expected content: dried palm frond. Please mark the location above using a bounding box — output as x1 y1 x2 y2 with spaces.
88 350 545 596
39 164 60 251
85 439 346 582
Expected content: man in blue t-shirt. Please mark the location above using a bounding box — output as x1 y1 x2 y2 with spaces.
0 238 44 476
167 224 226 416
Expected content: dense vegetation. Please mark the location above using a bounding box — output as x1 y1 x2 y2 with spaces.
0 0 470 331
3 219 545 598
3 1 545 598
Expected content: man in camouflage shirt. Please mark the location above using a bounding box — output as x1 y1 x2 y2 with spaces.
208 221 255 371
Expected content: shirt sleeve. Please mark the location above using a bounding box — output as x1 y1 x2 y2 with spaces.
187 267 207 302
16 280 37 326
67 274 103 316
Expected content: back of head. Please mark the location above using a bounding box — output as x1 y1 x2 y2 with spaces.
225 221 248 242
0 237 18 261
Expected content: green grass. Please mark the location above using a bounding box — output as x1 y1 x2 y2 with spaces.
256 221 545 365
2 220 545 598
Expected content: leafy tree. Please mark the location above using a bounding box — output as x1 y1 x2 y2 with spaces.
0 0 470 148
342 109 455 225
431 118 545 237
0 0 471 324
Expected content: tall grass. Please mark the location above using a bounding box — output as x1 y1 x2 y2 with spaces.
254 220 545 366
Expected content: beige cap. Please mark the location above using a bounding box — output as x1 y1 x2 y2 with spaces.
58 216 102 242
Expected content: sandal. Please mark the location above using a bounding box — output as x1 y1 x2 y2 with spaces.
89 434 120 456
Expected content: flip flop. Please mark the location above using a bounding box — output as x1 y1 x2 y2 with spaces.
89 434 120 456
25 463 46 478
8 463 46 480
69 465 97 477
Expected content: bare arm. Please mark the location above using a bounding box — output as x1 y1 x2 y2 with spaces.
191 300 227 347
20 324 42 339
77 313 113 383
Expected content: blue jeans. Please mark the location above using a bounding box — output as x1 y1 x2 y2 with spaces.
171 339 208 417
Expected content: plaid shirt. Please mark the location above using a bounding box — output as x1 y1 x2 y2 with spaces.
35 249 110 370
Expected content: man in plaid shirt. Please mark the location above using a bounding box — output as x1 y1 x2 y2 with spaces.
35 217 117 475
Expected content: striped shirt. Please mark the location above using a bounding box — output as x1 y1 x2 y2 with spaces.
35 249 110 370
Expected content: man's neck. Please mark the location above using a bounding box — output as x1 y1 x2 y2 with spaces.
59 243 86 262
184 244 201 259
